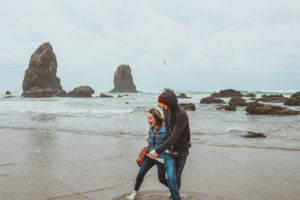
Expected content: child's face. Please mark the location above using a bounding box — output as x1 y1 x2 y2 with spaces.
148 113 157 128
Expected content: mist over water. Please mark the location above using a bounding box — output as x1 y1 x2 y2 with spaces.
1 90 300 151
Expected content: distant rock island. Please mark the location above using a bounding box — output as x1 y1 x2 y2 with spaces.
110 65 137 93
22 42 66 97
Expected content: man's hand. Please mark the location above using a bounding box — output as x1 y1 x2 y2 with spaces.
149 150 158 159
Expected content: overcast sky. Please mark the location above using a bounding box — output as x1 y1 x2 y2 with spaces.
0 0 299 92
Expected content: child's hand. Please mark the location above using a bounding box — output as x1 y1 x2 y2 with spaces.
189 139 193 147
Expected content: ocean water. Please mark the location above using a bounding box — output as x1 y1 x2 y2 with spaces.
1 90 300 151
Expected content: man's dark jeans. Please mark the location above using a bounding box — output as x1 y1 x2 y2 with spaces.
163 155 187 200
134 156 168 191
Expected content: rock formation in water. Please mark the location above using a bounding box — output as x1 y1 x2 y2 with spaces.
200 97 225 104
245 102 300 115
284 98 300 106
246 93 256 98
179 103 196 111
291 92 300 99
110 65 137 93
67 86 94 97
210 89 243 98
229 97 247 106
217 105 236 111
243 131 266 138
100 93 113 98
257 94 287 103
177 93 191 99
22 42 66 97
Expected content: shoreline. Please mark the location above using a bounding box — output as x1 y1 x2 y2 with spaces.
1 129 300 200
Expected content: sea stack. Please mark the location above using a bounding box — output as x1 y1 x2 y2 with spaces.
110 65 137 93
22 42 66 97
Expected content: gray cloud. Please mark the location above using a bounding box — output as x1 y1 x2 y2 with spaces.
0 0 299 92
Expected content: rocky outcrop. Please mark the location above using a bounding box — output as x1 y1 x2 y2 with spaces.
284 98 300 106
179 103 196 111
110 65 137 93
245 102 300 115
243 131 266 138
291 92 300 99
67 86 94 97
177 93 191 99
4 91 12 98
100 93 113 98
217 105 236 111
246 93 256 97
22 42 66 97
210 89 243 98
257 94 288 103
200 97 225 104
22 87 66 98
229 97 247 106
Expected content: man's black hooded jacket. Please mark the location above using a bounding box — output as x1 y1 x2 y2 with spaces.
156 89 191 157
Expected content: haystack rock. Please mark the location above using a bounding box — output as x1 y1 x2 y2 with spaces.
200 97 225 104
110 65 137 93
245 102 300 115
67 86 94 97
210 89 243 98
179 103 196 111
22 42 66 97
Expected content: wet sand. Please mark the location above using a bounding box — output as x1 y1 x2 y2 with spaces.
0 128 300 200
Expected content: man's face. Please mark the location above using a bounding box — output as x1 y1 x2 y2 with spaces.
158 103 169 112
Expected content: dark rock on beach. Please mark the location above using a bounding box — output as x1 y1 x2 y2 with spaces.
284 98 300 106
246 93 256 97
291 92 300 99
100 93 113 98
245 102 300 115
177 93 191 99
229 97 247 106
5 91 11 95
110 64 137 93
179 103 196 111
217 105 236 111
243 131 266 138
22 42 66 97
200 97 225 104
67 86 94 97
257 94 288 103
210 89 243 98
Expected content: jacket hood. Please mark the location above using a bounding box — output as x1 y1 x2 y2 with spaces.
159 89 179 112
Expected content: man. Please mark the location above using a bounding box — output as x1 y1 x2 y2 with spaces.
149 89 191 200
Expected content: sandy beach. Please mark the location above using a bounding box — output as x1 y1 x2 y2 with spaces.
1 127 299 200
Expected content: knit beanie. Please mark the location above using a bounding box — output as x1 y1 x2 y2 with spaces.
158 95 169 106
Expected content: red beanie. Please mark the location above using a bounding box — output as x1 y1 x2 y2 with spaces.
158 95 169 106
